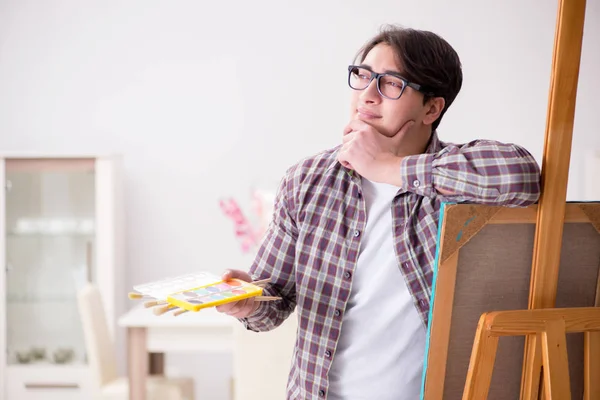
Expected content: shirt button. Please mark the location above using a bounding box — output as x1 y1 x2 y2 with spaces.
419 299 426 307
403 263 409 269
413 179 420 188
334 309 341 317
353 230 360 237
344 271 352 279
319 389 326 397
325 350 332 358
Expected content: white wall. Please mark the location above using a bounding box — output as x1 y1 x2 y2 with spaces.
0 0 598 398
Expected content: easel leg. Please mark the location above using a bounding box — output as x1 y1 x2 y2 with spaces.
541 319 571 400
584 331 600 400
521 334 543 400
462 315 499 400
539 370 547 400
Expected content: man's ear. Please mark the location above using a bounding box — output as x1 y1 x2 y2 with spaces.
422 97 445 126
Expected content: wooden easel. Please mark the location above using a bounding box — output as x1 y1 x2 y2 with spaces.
461 0 597 398
463 307 600 399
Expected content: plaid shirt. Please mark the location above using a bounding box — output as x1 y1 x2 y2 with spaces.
240 131 541 399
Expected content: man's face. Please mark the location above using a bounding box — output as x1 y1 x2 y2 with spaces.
349 43 438 153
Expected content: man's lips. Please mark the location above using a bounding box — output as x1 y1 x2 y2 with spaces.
356 108 381 119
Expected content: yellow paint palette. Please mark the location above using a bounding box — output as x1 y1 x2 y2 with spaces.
167 279 263 312
130 272 270 315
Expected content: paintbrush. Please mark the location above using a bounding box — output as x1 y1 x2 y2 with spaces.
128 292 151 300
144 300 167 308
170 296 281 316
173 308 189 316
251 278 271 287
153 304 177 316
254 296 282 302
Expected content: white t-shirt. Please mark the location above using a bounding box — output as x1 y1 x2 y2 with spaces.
327 177 427 400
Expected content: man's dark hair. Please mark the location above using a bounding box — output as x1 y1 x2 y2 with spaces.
356 25 463 131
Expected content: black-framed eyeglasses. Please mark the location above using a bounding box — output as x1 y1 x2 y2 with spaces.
347 65 433 100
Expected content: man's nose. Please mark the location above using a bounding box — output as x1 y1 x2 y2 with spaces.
360 77 380 103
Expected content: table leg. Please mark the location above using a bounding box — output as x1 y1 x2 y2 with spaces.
128 327 148 400
149 352 165 375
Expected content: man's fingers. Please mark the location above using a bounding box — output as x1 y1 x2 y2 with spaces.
342 131 356 144
221 269 252 282
228 308 253 318
221 269 234 281
218 298 256 318
216 299 248 315
348 118 370 130
344 120 359 134
226 299 248 315
216 302 236 313
344 119 371 136
340 161 353 169
338 145 354 170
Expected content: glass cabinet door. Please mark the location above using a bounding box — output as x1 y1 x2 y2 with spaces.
5 158 96 366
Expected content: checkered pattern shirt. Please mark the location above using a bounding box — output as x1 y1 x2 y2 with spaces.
240 131 541 399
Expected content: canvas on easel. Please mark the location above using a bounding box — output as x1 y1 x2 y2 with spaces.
420 202 600 399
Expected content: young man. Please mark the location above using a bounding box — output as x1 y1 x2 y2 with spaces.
217 26 541 399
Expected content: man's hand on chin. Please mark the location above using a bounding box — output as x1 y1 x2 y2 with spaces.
337 119 414 187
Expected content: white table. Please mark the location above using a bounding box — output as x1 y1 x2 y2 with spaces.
118 305 234 400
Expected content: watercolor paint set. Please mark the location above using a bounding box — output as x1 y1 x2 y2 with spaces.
128 271 279 316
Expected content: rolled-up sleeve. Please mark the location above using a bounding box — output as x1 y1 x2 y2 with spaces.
400 140 541 206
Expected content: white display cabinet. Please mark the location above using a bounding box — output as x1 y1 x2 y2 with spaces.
0 155 124 400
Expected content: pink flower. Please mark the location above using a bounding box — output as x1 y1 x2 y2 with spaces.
219 197 262 253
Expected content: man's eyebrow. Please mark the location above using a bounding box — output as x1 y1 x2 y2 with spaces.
358 63 404 76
